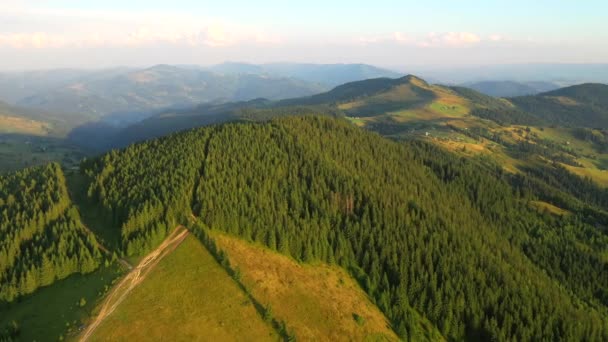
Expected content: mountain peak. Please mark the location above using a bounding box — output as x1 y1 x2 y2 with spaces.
400 74 427 84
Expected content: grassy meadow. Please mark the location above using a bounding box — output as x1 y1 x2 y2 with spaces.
0 265 122 342
87 236 278 342
211 231 404 342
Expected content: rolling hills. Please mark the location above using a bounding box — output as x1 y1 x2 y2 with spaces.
2 74 608 341
16 65 326 125
209 62 403 87
113 75 608 186
0 63 402 167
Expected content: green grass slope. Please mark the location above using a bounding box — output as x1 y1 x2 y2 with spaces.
210 231 419 341
87 235 278 342
0 265 121 342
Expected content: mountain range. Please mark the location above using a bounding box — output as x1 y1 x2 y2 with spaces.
0 63 401 127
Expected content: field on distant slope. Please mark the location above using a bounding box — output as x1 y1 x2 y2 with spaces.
0 115 51 135
0 136 86 172
211 231 422 342
86 235 278 342
339 77 471 127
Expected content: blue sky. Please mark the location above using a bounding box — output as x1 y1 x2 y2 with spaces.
1 1 607 69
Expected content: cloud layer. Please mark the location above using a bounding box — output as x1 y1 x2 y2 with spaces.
357 31 507 48
0 5 605 69
0 8 280 49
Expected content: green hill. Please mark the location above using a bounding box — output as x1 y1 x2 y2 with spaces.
79 116 608 341
111 75 469 145
279 75 432 106
511 83 608 127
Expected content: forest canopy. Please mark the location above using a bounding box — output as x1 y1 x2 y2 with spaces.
82 116 608 341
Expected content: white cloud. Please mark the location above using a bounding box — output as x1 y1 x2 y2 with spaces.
0 8 280 49
357 31 491 48
0 32 67 48
393 32 411 44
489 34 504 42
418 32 481 47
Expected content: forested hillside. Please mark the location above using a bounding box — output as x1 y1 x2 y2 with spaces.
82 129 213 256
0 163 102 303
82 116 608 341
511 83 608 127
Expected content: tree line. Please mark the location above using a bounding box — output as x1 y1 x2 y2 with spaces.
0 163 101 303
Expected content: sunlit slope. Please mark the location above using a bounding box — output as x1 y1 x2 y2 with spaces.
339 76 469 122
0 101 52 135
211 231 416 342
87 235 278 342
86 230 410 342
0 100 92 137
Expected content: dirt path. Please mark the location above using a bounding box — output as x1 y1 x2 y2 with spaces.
79 226 190 342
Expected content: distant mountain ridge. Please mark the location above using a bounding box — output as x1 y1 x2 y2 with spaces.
0 63 400 130
511 83 608 127
279 75 429 106
14 65 327 125
464 80 559 97
110 76 608 148
209 62 403 87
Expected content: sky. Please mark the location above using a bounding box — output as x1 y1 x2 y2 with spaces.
1 0 607 70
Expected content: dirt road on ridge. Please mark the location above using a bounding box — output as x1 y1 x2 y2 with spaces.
79 226 190 342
